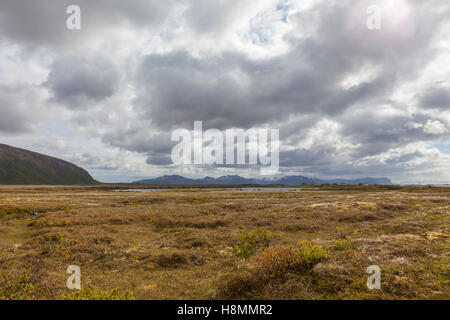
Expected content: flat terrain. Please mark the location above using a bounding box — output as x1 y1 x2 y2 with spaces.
0 185 448 300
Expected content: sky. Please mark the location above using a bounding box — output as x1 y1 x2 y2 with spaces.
0 0 449 184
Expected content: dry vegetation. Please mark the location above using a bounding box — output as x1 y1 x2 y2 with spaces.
0 185 448 300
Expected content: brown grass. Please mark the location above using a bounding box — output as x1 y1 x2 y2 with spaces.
0 185 448 299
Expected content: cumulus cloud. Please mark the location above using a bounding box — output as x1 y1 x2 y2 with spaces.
0 0 449 183
423 120 448 135
45 57 120 108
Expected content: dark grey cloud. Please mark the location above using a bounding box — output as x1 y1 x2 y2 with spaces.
420 86 450 110
280 147 338 167
100 130 175 166
145 153 172 166
340 111 446 156
0 0 178 48
135 47 392 131
44 57 119 108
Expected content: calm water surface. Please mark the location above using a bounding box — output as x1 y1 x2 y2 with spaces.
114 187 318 192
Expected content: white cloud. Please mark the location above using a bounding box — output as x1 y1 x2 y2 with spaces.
423 120 448 135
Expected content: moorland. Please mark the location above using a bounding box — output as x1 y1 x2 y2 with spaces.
0 185 448 300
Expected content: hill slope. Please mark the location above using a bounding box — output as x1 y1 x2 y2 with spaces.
0 144 97 185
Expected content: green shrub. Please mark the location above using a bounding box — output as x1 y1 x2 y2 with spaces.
46 232 75 258
295 240 329 271
62 286 135 300
0 272 34 300
234 228 273 259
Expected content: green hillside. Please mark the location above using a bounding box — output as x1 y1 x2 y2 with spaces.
0 144 98 185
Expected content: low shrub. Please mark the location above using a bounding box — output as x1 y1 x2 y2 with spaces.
0 272 34 300
256 241 328 278
149 216 228 231
234 228 273 259
62 286 135 300
154 252 205 268
214 269 264 299
45 233 75 258
332 239 351 251
216 241 328 298
0 206 31 219
28 219 69 228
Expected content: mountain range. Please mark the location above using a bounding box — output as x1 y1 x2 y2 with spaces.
134 175 392 186
0 143 392 186
0 144 97 185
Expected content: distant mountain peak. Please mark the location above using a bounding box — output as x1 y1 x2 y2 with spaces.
134 174 392 186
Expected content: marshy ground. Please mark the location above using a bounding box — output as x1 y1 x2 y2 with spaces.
0 185 448 300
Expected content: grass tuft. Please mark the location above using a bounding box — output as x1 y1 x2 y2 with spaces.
256 241 329 278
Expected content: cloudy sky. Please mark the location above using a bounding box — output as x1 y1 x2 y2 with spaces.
0 0 449 183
